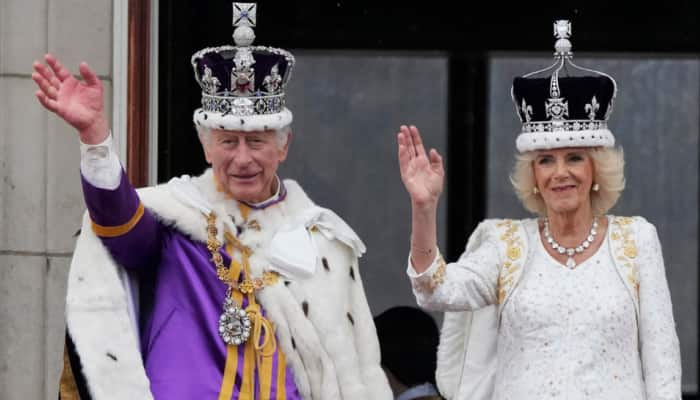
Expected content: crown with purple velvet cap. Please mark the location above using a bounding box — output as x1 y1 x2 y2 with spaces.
191 3 295 132
511 20 618 153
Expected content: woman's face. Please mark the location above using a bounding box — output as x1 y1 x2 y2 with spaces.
533 147 594 215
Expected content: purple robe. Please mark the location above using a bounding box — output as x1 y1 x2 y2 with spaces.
82 171 301 399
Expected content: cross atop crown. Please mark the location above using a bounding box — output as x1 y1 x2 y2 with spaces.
553 20 572 56
232 3 257 47
233 3 257 27
510 19 618 153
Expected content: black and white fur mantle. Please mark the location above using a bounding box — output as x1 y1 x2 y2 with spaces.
66 169 392 399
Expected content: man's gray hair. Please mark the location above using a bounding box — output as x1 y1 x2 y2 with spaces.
196 125 291 149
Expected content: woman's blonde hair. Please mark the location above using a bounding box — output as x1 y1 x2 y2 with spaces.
510 147 625 216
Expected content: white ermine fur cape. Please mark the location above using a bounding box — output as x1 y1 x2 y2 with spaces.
66 169 392 399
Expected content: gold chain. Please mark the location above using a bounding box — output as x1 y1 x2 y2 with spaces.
206 212 279 293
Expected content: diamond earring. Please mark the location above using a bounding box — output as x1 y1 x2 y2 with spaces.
533 187 540 195
592 183 600 192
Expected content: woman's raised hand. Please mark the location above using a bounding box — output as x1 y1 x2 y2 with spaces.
32 54 108 144
397 125 445 210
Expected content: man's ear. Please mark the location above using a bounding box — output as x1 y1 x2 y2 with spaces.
199 134 213 164
279 131 292 162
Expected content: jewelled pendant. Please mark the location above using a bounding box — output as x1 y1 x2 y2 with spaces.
565 257 577 269
218 296 251 345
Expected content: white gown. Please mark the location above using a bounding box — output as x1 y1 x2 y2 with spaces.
408 217 681 400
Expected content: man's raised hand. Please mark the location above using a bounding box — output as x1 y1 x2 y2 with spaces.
32 54 108 144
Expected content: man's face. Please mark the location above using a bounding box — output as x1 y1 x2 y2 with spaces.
202 129 290 203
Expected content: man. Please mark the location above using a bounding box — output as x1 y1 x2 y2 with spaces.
34 3 391 399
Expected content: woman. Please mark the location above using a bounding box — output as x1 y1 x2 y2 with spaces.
397 21 681 400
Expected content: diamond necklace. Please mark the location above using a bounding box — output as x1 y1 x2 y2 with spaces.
543 217 599 269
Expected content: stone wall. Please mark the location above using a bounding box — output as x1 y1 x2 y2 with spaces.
0 1 113 398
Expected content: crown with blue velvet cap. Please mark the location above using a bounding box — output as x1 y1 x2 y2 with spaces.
191 3 295 132
511 20 618 152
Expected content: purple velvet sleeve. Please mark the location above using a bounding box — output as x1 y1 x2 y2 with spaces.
81 170 163 269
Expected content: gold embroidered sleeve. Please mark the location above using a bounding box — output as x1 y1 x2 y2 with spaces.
407 250 446 294
407 220 503 310
429 252 447 290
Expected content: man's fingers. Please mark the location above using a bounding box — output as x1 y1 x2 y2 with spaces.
79 62 100 86
36 91 59 113
32 73 58 99
47 73 61 89
33 62 61 89
45 54 72 82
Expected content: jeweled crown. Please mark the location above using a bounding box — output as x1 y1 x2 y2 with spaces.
511 20 618 152
191 3 295 131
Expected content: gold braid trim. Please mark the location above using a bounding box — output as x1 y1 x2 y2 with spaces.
247 304 278 358
212 211 279 399
611 217 639 299
496 220 523 304
90 202 145 238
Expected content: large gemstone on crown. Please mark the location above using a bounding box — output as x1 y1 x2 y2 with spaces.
254 98 268 114
218 99 231 114
271 97 281 110
232 98 255 116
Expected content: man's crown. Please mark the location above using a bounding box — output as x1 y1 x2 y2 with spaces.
191 3 296 131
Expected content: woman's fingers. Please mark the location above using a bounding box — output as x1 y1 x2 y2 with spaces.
398 129 445 204
398 131 418 178
429 149 444 175
399 125 442 178
401 125 418 158
409 125 428 159
401 124 427 160
397 132 409 171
